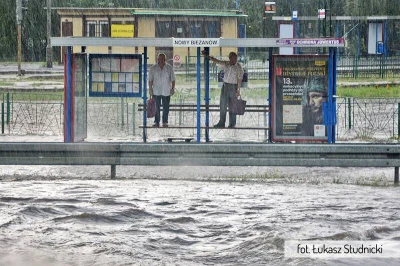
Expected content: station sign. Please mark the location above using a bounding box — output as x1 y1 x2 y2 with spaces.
173 54 181 68
292 11 298 21
318 9 326 19
276 38 344 46
265 2 276 13
173 38 220 47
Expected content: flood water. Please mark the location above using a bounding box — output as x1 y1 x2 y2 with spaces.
1 175 400 266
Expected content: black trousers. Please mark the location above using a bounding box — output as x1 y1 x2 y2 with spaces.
154 95 171 124
218 83 237 127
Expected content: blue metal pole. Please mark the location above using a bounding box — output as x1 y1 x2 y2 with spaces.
327 48 334 143
196 47 201 143
268 47 273 143
204 47 210 142
66 46 72 143
143 47 148 143
332 47 337 143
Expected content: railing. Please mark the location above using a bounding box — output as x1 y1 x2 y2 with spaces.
336 55 400 79
336 97 400 140
0 142 399 183
2 95 400 142
138 103 269 142
1 92 63 135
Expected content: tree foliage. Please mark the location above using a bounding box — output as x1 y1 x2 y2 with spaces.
0 0 399 61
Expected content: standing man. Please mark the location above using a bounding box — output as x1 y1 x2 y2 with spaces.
148 53 176 127
202 51 244 128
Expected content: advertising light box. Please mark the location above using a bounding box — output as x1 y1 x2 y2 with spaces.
271 55 329 142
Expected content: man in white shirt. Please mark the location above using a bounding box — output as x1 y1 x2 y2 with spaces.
202 51 244 128
148 53 176 127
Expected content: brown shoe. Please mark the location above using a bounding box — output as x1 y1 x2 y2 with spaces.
162 123 168 128
152 123 159 127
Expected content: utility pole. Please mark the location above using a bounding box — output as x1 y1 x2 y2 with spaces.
16 0 22 76
46 0 52 68
329 0 332 37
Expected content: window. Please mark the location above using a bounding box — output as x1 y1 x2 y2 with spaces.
87 21 96 37
156 21 171 37
190 21 202 38
172 21 188 38
100 21 109 37
205 21 220 38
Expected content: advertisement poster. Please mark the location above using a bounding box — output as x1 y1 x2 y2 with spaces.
272 55 329 142
89 54 142 97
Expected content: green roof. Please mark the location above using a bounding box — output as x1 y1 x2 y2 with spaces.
131 9 247 17
54 7 247 17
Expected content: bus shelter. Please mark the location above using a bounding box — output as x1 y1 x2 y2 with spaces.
51 37 344 144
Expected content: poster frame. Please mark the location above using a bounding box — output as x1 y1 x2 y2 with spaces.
271 54 331 143
89 54 142 98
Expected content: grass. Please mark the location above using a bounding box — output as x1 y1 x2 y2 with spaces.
337 85 400 98
0 81 15 86
2 72 400 100
338 77 398 82
2 91 63 101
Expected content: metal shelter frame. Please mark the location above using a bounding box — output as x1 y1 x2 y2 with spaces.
273 16 400 57
52 37 345 143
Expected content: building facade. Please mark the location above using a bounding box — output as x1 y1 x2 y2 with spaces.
56 8 247 64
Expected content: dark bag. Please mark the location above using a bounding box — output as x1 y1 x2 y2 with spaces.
147 97 156 118
229 96 247 115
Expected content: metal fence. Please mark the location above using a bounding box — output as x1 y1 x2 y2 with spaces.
336 97 400 140
183 54 400 81
1 92 63 135
336 55 400 79
2 92 400 142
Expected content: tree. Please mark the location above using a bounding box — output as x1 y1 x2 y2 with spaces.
0 0 399 61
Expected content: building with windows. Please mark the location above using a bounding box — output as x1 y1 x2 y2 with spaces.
56 8 247 64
